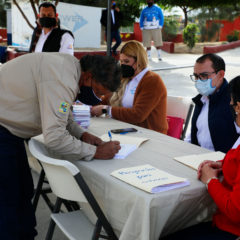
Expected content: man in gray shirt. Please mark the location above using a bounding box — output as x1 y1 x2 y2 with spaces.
0 53 121 239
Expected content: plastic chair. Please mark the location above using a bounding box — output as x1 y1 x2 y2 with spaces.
25 141 55 212
28 138 118 240
167 116 184 139
167 95 194 140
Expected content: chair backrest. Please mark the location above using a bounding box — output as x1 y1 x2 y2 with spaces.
167 116 184 139
28 138 88 203
167 95 194 140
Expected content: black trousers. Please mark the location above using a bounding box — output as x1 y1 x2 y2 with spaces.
0 125 37 239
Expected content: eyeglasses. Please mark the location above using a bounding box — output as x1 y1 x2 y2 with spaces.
190 71 217 82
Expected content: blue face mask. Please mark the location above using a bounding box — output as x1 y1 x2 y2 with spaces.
195 78 216 96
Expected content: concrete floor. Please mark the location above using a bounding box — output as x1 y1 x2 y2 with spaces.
34 46 240 240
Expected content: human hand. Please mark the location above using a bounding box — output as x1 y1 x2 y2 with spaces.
91 105 105 117
94 141 121 159
115 7 120 12
197 160 222 179
81 132 103 146
199 163 222 184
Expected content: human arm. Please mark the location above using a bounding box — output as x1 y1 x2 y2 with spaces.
205 148 240 223
100 10 107 27
158 7 164 28
139 9 145 29
59 32 74 55
111 72 167 125
198 160 223 179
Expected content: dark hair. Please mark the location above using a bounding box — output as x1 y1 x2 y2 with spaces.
39 2 56 14
229 76 240 105
196 53 225 72
80 55 121 92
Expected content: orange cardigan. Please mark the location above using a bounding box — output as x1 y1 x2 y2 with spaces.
102 71 168 134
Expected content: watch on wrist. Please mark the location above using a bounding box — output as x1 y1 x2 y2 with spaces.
102 106 110 115
102 108 107 114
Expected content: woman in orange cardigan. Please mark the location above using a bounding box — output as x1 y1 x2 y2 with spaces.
91 40 168 134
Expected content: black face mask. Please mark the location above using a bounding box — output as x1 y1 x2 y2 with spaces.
39 17 57 28
230 104 237 120
77 86 102 106
147 2 153 7
121 64 135 78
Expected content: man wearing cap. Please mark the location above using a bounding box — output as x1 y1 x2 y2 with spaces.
140 0 164 61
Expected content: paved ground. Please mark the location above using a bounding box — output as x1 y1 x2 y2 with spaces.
33 46 240 240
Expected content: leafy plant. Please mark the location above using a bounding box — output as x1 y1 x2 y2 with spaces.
227 30 240 42
183 23 199 50
162 16 179 41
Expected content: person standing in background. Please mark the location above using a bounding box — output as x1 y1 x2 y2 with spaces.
140 0 164 61
100 0 122 56
29 1 74 55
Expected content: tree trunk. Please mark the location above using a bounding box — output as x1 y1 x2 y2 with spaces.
182 6 188 27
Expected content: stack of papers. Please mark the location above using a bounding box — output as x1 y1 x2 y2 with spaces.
72 104 90 129
174 151 225 170
101 134 149 159
111 164 189 193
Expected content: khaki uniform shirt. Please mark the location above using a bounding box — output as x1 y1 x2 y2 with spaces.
0 52 96 161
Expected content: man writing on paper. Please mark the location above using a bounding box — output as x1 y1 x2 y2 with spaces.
185 53 238 153
0 53 121 239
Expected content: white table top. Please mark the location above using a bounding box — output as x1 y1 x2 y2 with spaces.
74 117 216 240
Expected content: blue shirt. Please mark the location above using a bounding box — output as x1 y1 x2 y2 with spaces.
140 5 164 29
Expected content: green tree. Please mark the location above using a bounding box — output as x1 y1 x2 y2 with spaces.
159 0 240 27
0 0 7 27
183 23 198 50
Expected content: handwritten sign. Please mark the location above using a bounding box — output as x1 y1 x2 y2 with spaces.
111 164 189 193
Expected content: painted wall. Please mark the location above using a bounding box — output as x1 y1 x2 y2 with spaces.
207 17 240 41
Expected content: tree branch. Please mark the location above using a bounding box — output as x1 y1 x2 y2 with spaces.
13 0 34 29
30 0 38 20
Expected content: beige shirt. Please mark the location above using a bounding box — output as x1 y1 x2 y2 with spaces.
0 52 96 161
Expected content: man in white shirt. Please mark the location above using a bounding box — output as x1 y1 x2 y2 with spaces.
29 2 74 55
185 53 238 153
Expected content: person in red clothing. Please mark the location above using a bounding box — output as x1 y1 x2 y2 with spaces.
90 40 168 134
160 76 240 240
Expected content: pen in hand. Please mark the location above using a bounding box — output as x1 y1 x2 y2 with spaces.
108 130 112 141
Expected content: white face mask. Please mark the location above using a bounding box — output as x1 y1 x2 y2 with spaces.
195 78 216 96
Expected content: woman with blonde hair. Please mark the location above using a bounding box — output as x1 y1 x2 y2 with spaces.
91 40 168 133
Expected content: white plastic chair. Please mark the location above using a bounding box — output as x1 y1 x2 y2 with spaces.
167 95 194 140
28 138 118 240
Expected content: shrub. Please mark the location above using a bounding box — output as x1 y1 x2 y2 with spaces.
162 16 179 41
183 24 199 50
227 30 240 42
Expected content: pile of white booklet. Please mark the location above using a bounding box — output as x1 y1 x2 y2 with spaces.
72 104 90 129
111 164 189 193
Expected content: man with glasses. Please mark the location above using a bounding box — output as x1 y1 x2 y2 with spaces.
185 53 238 153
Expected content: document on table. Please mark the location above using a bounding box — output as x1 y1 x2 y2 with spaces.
111 164 189 193
174 151 225 170
101 134 149 159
